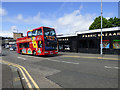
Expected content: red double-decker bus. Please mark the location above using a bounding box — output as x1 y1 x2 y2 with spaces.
16 26 58 55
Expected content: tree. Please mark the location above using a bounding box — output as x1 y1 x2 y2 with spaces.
112 17 120 27
89 16 120 30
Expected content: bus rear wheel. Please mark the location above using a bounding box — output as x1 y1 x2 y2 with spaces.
33 51 36 56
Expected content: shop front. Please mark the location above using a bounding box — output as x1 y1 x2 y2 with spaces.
57 27 120 55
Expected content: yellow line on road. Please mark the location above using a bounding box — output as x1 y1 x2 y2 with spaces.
17 64 40 90
1 60 32 89
62 55 119 60
1 60 40 90
14 65 33 89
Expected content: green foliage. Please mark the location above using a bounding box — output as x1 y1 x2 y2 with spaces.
89 16 120 30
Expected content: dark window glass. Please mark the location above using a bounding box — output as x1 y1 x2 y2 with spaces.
38 41 42 48
19 43 29 48
43 27 57 50
32 30 37 36
28 32 32 37
37 29 42 35
19 43 22 48
43 27 56 36
45 41 57 50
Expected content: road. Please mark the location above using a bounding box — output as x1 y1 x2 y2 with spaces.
1 48 119 88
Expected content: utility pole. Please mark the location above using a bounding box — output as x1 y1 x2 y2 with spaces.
101 0 103 55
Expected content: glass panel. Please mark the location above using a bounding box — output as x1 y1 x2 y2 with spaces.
113 40 120 49
50 30 55 36
37 29 42 35
45 41 57 50
44 31 49 36
28 32 32 37
38 41 42 48
19 43 22 48
43 27 57 50
43 27 56 36
102 40 110 48
32 30 37 36
19 43 29 48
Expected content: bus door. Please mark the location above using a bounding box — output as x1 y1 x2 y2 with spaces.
37 40 43 55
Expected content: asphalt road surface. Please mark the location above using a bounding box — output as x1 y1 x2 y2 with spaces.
2 48 119 88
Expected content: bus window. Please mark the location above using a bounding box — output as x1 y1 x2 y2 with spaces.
19 43 22 48
44 31 49 36
28 31 32 37
37 29 42 35
50 30 55 36
27 43 29 48
24 43 29 48
32 30 37 36
19 43 29 48
43 27 56 36
38 41 42 48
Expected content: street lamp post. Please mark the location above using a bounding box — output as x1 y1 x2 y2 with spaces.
100 0 103 55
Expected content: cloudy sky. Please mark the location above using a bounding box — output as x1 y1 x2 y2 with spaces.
1 2 118 37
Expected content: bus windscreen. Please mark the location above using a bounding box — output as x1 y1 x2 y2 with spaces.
43 27 57 50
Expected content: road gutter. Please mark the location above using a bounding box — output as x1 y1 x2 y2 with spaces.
10 66 23 88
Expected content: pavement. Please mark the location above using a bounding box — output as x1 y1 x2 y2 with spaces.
1 63 23 89
1 48 119 89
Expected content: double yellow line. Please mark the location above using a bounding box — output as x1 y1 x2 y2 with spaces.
0 60 40 90
62 55 119 60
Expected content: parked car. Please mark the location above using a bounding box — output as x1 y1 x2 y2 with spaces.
64 45 70 50
65 47 70 50
5 45 9 49
9 46 16 51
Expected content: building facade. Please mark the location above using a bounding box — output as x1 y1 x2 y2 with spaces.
13 32 23 40
57 27 120 54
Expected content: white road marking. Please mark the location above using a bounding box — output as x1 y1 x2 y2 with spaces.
34 57 41 58
46 59 79 64
20 55 50 60
22 55 79 64
113 67 119 69
104 66 112 68
33 57 50 60
17 57 26 60
20 55 34 58
104 66 119 69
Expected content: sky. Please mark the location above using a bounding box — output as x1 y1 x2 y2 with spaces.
0 2 118 37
